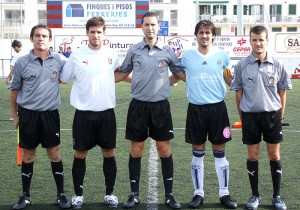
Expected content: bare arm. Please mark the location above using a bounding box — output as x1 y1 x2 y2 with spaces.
6 65 14 85
114 69 131 83
169 71 186 86
235 89 243 121
175 71 186 82
10 89 19 128
169 75 179 86
278 89 287 119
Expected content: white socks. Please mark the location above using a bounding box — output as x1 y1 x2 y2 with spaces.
191 155 204 197
215 157 229 197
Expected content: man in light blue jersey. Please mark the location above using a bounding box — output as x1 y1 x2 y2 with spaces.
180 20 237 209
230 25 291 210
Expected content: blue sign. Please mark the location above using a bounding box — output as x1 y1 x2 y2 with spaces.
158 21 168 36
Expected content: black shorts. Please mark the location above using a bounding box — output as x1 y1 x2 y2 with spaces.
73 109 117 150
18 107 60 149
125 99 174 141
242 110 283 144
185 101 231 145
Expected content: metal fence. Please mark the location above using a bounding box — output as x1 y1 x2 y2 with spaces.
0 59 11 78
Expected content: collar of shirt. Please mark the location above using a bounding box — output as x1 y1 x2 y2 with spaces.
248 51 274 65
140 38 165 50
29 49 53 61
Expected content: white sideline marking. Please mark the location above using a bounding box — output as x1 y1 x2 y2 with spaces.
147 139 159 210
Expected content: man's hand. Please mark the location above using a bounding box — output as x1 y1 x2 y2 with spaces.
223 67 233 86
6 76 12 85
13 115 19 129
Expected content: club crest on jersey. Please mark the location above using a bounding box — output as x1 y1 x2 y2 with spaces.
82 60 88 65
158 60 164 68
268 76 275 85
217 60 221 66
108 57 112 65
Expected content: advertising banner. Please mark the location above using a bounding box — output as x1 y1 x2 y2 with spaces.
62 1 136 28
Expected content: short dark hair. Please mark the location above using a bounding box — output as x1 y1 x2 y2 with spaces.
86 16 106 32
11 40 22 48
250 25 268 39
141 12 159 25
30 24 52 39
194 20 216 38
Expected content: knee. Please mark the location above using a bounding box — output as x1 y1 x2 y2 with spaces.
157 145 171 157
74 150 88 159
23 149 36 163
102 149 115 158
130 144 144 158
47 147 61 162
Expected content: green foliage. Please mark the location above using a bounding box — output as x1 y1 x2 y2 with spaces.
0 79 299 209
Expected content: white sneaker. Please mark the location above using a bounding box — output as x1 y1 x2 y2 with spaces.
104 194 118 208
272 196 287 210
72 195 84 209
247 196 261 210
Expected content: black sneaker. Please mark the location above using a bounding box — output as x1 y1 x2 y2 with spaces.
188 195 204 208
165 193 181 209
12 193 32 210
57 193 71 209
123 192 140 208
220 195 238 209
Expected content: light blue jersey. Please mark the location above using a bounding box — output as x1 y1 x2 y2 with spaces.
181 48 230 105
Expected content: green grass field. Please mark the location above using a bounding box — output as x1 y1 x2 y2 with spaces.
0 79 299 210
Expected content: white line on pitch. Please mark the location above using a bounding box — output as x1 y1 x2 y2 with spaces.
147 138 159 210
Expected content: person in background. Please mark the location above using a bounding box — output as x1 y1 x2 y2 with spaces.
230 25 292 210
10 24 71 210
176 48 183 59
168 41 177 53
180 20 237 209
49 46 53 52
63 46 72 58
6 40 24 85
60 16 120 209
58 46 64 54
115 12 185 209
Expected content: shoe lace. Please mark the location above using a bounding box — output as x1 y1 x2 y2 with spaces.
226 195 236 202
58 194 68 203
17 196 26 204
73 196 83 205
249 196 259 203
166 195 176 204
274 197 284 204
107 195 117 203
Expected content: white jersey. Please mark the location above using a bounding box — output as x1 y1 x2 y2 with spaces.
61 45 120 111
10 51 25 67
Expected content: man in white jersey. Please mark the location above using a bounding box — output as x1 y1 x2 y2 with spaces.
230 25 291 210
6 40 24 86
60 16 120 209
180 20 237 209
